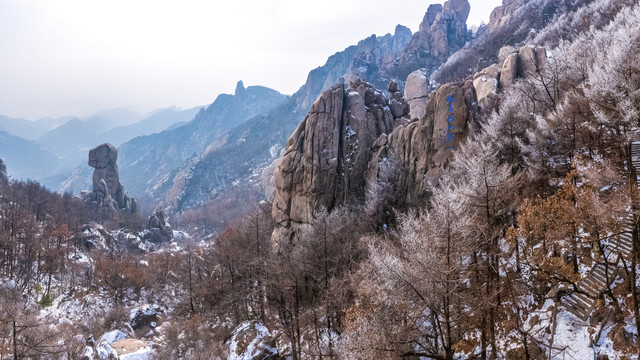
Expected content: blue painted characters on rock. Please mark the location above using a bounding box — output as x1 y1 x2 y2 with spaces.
444 94 455 150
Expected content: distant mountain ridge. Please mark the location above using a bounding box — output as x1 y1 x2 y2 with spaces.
0 115 74 140
0 130 60 180
117 82 287 203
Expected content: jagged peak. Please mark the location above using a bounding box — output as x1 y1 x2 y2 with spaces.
444 0 471 23
394 24 412 37
235 80 246 96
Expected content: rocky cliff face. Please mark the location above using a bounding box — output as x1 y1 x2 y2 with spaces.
393 0 470 80
273 75 483 240
367 80 478 206
272 78 479 240
297 25 412 112
272 80 409 238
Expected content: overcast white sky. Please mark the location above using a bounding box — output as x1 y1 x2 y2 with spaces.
0 0 501 120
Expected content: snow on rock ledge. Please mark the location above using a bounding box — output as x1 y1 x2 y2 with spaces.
227 321 278 360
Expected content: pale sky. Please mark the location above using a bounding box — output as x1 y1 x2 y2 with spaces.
0 0 501 120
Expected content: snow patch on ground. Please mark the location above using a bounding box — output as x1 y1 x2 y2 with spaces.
172 230 189 240
228 321 277 360
119 346 153 360
96 340 118 360
100 330 128 344
553 310 594 359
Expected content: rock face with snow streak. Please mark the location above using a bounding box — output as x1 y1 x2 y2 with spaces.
272 80 408 239
0 159 8 187
473 72 498 104
227 321 279 360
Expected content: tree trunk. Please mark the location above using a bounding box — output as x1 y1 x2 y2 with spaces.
12 320 17 360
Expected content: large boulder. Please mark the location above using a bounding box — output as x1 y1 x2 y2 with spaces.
111 339 153 360
474 74 498 104
475 63 501 80
498 45 547 89
517 45 538 78
405 69 430 120
473 64 500 104
0 159 8 187
145 208 173 243
500 52 518 89
130 306 159 332
498 46 518 65
96 340 118 360
273 80 407 239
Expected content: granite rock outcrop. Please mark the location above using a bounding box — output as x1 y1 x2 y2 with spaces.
145 208 173 243
272 76 479 240
499 45 547 89
367 80 478 206
273 80 409 239
84 143 138 223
